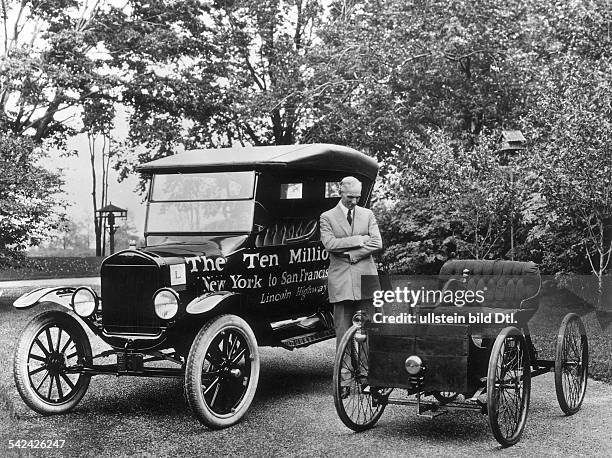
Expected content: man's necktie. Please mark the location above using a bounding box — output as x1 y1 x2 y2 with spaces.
347 208 352 225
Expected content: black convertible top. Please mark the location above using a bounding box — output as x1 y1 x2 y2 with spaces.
137 143 379 179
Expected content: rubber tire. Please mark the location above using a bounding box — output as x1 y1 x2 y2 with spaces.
432 391 459 403
487 326 531 447
14 310 92 415
555 313 588 415
184 314 260 429
333 324 386 432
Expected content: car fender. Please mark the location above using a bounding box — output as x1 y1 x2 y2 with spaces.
185 291 244 315
13 287 77 310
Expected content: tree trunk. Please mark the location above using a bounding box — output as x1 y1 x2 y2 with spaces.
474 212 480 259
94 216 101 257
88 134 102 256
102 219 106 256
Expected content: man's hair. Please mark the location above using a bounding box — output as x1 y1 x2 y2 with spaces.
340 176 362 191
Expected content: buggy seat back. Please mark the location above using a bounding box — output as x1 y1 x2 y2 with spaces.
438 259 541 310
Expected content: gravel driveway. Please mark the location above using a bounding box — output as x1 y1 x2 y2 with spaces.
1 304 611 457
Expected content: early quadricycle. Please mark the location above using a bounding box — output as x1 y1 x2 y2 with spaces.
333 260 588 447
12 144 378 428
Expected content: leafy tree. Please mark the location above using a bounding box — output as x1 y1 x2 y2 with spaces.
523 55 612 306
0 0 117 259
310 0 611 279
0 0 115 142
0 134 63 264
375 197 457 275
42 217 92 255
2 0 610 288
375 130 514 273
103 0 324 181
82 93 116 255
85 131 115 256
204 0 323 146
95 0 220 172
306 0 539 157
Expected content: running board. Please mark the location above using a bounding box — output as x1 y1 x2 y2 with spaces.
280 329 335 349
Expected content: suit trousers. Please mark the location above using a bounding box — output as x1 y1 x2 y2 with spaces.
333 299 373 349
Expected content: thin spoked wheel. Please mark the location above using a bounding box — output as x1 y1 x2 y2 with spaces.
487 326 531 447
185 314 260 429
14 311 92 415
333 325 387 431
555 313 588 415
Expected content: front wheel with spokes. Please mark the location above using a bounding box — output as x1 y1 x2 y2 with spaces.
487 326 531 447
555 313 588 415
333 325 387 431
184 314 260 429
13 310 92 415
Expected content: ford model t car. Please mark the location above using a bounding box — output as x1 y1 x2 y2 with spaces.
333 260 588 447
13 143 378 428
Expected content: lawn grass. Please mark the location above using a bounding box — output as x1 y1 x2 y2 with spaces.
529 301 612 383
0 257 103 281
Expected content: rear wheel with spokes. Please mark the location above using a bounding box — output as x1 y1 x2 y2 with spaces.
185 315 260 429
555 313 588 415
487 326 531 447
14 311 92 415
333 325 387 431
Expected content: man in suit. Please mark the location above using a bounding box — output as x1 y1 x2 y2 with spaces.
320 176 382 348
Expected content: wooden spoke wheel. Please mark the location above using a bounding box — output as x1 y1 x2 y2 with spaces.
14 311 92 415
185 315 260 429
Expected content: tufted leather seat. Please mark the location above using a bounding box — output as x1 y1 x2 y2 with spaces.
255 219 318 247
438 259 541 311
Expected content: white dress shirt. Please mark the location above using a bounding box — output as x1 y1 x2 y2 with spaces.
338 203 352 224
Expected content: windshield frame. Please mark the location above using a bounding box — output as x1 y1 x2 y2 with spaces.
144 171 258 236
149 170 256 202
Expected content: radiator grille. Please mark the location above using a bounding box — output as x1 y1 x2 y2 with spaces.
101 264 162 334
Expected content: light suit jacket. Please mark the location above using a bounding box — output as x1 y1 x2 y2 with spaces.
320 202 382 303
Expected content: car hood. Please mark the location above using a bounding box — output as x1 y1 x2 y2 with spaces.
102 235 248 268
143 235 249 259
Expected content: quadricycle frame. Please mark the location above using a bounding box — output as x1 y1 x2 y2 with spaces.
332 259 589 447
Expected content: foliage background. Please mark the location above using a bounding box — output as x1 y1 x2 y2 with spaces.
0 0 610 284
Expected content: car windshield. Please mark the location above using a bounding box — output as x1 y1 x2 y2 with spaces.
146 171 256 233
